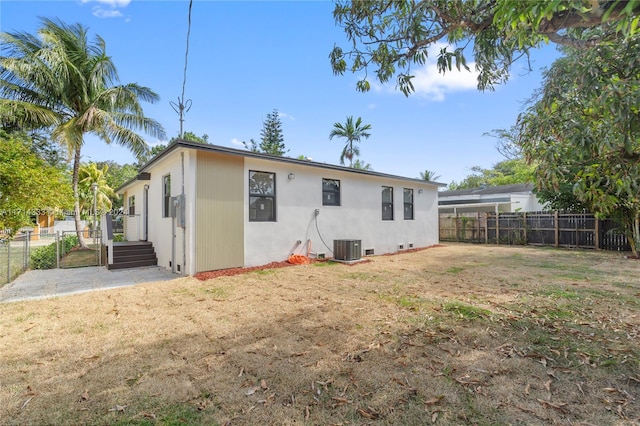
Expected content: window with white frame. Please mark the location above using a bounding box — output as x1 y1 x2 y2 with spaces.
162 175 171 217
128 195 135 216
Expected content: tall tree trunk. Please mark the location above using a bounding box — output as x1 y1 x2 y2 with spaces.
631 214 639 258
348 140 353 167
72 145 88 249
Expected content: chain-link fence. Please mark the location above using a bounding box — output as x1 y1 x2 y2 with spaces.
0 230 102 286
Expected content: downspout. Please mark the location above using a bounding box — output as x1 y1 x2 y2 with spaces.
182 151 186 274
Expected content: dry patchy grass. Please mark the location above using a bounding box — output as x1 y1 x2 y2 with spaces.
1 244 639 425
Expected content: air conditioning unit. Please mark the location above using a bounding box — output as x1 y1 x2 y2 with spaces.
333 239 361 261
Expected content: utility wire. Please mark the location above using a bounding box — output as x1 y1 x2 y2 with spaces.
170 0 193 138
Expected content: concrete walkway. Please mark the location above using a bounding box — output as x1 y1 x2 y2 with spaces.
0 266 178 303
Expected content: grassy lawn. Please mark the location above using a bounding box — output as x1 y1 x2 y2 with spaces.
61 245 101 268
0 244 638 425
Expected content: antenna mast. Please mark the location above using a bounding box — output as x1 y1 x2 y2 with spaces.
170 0 193 138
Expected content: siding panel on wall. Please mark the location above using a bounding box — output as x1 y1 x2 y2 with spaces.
196 152 244 272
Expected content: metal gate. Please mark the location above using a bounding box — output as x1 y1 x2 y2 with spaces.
59 229 102 269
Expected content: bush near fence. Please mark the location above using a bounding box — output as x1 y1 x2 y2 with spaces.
30 235 79 270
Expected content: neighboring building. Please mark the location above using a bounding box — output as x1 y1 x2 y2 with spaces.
438 183 546 214
113 140 444 275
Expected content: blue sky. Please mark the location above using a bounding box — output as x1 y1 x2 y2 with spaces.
1 0 561 185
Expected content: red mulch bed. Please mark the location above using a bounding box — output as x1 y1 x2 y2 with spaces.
194 261 296 280
193 245 444 281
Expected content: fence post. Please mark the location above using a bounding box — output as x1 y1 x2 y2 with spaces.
496 212 500 244
25 230 31 271
554 211 559 248
484 213 489 244
595 217 601 250
455 212 459 242
7 237 10 283
523 212 527 245
56 231 60 269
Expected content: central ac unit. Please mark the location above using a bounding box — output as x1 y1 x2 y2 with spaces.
333 239 361 261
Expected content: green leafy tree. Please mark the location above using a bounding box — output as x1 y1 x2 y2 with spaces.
170 131 209 144
329 116 372 167
137 132 208 166
242 110 288 156
259 109 287 156
352 159 373 170
448 159 534 190
78 163 115 221
0 18 165 247
420 169 441 181
330 1 639 95
0 131 73 237
242 139 259 152
95 161 138 210
517 33 640 256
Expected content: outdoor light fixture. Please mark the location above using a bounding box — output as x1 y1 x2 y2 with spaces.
418 189 423 194
288 173 295 180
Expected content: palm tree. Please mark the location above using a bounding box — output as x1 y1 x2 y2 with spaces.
420 169 441 181
0 18 165 247
78 162 115 217
329 116 372 167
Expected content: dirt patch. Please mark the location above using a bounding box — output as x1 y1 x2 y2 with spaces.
1 244 638 425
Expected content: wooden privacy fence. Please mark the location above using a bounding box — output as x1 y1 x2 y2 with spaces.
439 212 631 252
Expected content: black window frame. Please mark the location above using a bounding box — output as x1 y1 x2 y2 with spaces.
322 178 341 206
382 186 394 221
249 170 276 222
162 174 171 218
403 188 414 220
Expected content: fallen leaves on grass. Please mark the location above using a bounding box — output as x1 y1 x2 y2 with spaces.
537 399 569 414
357 406 380 419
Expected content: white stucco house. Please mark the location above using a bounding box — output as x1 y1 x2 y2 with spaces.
438 183 547 214
112 140 444 275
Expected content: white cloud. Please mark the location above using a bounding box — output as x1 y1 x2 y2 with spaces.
230 138 244 147
370 43 479 101
411 59 478 101
81 0 131 6
80 0 131 19
278 111 295 121
367 104 376 109
92 7 123 18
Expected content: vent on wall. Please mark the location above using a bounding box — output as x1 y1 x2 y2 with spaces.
398 244 405 250
364 248 375 256
408 242 414 248
333 240 361 261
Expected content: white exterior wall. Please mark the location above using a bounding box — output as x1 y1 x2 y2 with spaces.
122 185 143 242
511 193 546 212
244 158 439 266
137 148 196 275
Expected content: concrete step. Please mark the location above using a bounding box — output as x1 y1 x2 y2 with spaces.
109 242 158 270
108 259 158 270
113 253 157 262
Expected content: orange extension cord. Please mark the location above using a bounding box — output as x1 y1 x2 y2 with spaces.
288 240 311 264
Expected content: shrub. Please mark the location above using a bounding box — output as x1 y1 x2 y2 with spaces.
30 235 79 270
